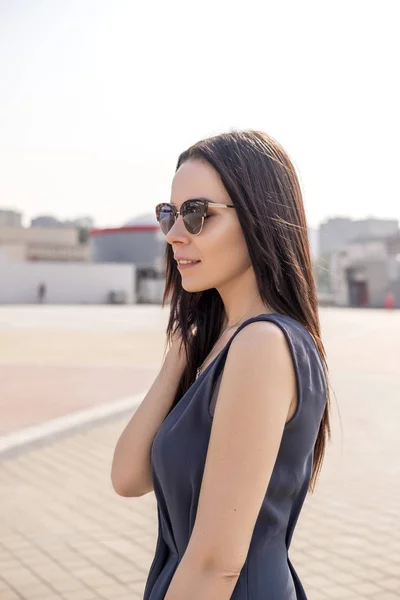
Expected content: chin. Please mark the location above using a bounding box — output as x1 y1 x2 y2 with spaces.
181 283 204 293
181 279 211 293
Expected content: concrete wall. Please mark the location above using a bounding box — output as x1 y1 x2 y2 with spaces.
331 251 400 307
0 244 26 261
319 218 354 256
0 210 22 227
0 226 78 245
330 251 349 306
26 243 90 262
343 239 388 262
390 281 400 307
351 218 399 240
364 261 390 307
319 217 399 256
0 254 136 304
330 240 389 306
137 277 165 304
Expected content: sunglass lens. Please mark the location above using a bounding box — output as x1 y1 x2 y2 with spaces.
156 204 175 235
182 200 204 234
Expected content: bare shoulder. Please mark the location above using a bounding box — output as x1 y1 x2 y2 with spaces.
234 319 287 340
225 319 297 419
229 319 292 364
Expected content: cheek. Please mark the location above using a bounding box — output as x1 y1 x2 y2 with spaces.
202 220 251 275
179 221 250 293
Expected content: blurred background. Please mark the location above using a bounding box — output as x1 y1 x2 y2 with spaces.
0 1 399 599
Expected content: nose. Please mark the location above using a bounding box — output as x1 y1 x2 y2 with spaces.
165 215 190 245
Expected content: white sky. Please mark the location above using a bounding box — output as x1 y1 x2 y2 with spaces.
0 0 399 229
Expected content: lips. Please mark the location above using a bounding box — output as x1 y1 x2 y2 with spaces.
174 257 200 262
177 260 200 264
176 260 201 270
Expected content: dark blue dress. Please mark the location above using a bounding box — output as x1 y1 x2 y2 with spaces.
144 313 327 599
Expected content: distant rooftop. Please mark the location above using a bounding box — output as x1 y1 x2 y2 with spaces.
90 213 159 236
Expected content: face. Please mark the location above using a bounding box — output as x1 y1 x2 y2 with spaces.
165 159 252 293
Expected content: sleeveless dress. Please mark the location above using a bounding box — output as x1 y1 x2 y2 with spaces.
143 313 327 599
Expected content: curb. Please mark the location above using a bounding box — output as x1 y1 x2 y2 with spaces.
0 393 145 460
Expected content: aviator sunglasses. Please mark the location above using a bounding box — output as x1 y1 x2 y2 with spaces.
155 198 235 236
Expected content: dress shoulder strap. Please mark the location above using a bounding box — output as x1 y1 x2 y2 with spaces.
219 312 320 362
208 312 326 426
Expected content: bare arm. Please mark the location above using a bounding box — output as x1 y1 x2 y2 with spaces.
111 335 187 497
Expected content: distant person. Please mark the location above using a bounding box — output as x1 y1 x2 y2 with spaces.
111 130 331 599
37 282 46 304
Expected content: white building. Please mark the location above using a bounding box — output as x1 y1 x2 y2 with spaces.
90 213 166 303
319 217 398 257
0 209 22 228
331 232 400 307
0 226 90 262
0 248 135 305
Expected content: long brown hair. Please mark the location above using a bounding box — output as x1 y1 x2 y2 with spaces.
161 129 331 493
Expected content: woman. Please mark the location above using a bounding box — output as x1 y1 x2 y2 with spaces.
111 130 331 599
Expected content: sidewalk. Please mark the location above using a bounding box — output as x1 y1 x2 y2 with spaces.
1 396 399 600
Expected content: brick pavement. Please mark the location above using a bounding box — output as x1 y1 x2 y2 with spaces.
0 307 399 599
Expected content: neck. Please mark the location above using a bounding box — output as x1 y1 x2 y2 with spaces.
218 267 273 329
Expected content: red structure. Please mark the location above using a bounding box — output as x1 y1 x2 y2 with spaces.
384 291 395 309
